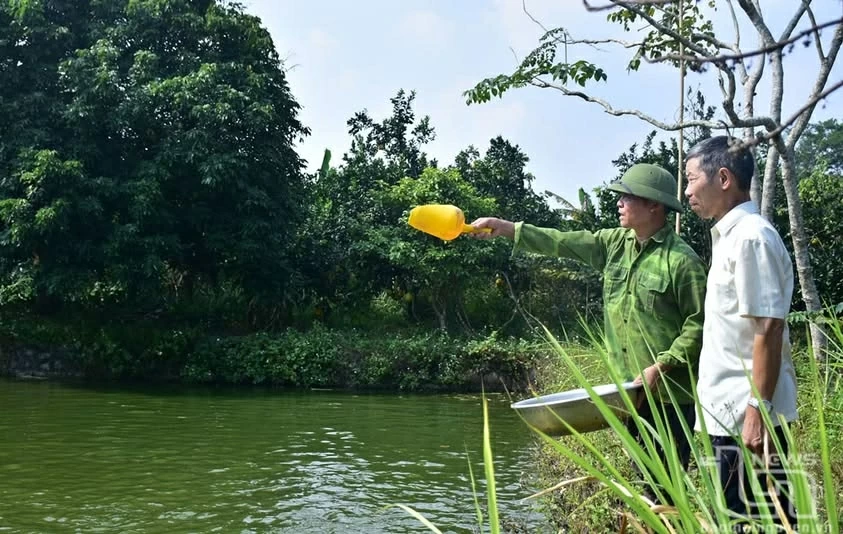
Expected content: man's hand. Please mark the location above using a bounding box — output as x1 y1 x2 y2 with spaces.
633 364 665 391
468 217 515 240
742 405 767 456
632 363 667 407
744 316 782 456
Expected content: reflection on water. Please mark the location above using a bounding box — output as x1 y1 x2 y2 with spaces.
0 380 547 533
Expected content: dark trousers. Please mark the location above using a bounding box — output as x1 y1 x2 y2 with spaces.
625 401 696 504
711 426 799 529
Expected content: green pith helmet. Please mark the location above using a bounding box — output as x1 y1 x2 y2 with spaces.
607 163 683 212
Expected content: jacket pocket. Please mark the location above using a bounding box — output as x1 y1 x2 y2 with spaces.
637 272 669 312
603 265 629 302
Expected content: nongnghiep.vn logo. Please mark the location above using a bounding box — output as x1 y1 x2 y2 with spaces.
701 447 818 523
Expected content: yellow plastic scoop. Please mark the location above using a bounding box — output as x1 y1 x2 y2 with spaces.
407 204 490 241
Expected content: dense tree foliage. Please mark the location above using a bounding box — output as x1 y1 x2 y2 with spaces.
0 0 309 324
1 1 839 349
296 90 435 319
792 120 843 309
299 91 576 333
796 119 843 176
454 136 557 226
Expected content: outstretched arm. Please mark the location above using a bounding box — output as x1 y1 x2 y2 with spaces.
471 219 612 271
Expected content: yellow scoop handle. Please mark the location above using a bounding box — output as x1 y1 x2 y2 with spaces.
407 204 491 241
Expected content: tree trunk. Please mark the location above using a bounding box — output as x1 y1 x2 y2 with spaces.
745 91 761 205
456 304 473 334
778 144 827 360
761 38 785 221
760 145 780 220
431 295 448 332
749 150 762 206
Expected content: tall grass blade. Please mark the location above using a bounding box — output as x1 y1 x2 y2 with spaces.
385 504 444 534
808 321 840 530
482 396 500 534
465 446 484 527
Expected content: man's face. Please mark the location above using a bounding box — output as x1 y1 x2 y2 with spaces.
616 194 653 230
684 157 718 220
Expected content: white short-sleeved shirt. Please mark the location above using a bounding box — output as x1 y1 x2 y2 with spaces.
695 201 798 436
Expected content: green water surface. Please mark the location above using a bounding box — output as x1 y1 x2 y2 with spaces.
0 379 547 533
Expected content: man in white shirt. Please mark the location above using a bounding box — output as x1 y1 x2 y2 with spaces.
685 136 798 527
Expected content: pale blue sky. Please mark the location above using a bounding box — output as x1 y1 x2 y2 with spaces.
243 0 843 206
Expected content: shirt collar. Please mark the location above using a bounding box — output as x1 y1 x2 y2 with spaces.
650 224 672 244
713 201 758 236
623 224 672 245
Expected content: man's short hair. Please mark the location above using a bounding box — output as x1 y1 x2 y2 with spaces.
686 136 755 192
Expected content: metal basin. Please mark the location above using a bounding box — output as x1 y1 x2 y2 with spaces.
510 382 642 436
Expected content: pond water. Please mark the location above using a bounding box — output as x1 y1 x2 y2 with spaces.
0 379 550 533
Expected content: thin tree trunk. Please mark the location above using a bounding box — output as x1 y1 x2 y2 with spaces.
455 291 474 335
760 145 780 220
778 144 827 359
431 295 448 332
738 0 764 205
745 85 762 205
749 143 761 205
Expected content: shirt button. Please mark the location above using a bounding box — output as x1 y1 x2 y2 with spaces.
622 348 627 353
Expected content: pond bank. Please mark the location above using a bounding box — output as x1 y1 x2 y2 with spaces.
0 319 555 393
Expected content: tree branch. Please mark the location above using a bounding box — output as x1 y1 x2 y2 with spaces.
523 1 643 51
583 0 672 11
747 54 765 99
748 0 787 133
737 0 776 48
779 0 811 42
685 29 736 56
806 5 825 61
615 1 716 58
743 0 766 115
564 37 642 49
743 43 766 142
522 0 839 157
719 66 743 127
786 21 843 148
716 69 730 104
526 77 776 131
725 0 749 83
523 0 549 33
642 17 842 65
744 78 843 150
614 0 745 127
595 0 755 130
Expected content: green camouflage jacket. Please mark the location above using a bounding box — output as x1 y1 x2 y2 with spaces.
513 223 706 404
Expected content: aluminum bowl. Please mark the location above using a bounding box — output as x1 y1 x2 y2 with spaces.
510 382 643 436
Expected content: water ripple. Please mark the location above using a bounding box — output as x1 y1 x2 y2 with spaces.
0 380 548 533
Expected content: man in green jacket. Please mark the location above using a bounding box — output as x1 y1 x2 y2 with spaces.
470 163 707 503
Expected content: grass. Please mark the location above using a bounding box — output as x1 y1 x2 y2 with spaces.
531 317 842 533
394 313 843 533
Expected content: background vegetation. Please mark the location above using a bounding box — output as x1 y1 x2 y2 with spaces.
2 2 842 531
2 2 840 359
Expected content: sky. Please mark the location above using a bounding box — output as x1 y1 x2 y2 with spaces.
241 0 843 206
